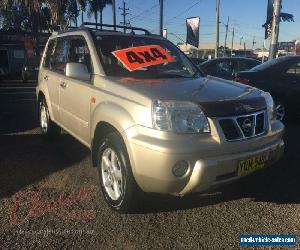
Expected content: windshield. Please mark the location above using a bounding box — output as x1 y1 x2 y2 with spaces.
95 35 201 78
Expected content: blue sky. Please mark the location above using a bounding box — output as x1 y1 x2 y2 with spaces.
82 0 300 48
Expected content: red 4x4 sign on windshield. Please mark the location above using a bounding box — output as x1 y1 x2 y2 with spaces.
112 45 174 71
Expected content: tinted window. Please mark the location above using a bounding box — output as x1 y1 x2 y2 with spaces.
238 60 260 72
68 37 92 73
202 63 217 74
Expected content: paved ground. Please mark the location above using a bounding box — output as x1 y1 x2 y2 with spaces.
0 82 300 249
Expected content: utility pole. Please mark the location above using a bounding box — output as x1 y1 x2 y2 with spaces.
223 16 229 56
252 36 256 49
119 1 130 32
269 0 282 59
112 0 116 30
215 0 220 58
231 27 234 57
244 42 246 57
159 0 164 36
240 37 243 46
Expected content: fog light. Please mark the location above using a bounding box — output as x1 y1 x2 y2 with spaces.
172 160 189 177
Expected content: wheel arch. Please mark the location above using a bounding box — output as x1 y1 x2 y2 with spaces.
37 89 54 120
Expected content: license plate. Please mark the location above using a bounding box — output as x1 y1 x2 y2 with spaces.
237 152 269 177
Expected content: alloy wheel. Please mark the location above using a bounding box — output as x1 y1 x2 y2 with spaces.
101 147 124 201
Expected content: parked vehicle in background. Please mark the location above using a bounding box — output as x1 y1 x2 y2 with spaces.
200 57 261 80
0 48 9 82
190 57 207 67
22 57 40 82
0 30 49 81
36 23 284 212
236 55 300 121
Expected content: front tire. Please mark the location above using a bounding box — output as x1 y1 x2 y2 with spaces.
96 132 141 212
39 98 61 139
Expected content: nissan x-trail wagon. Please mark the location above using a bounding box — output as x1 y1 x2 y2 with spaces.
36 24 284 212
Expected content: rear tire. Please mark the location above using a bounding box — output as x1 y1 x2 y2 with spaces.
39 98 61 139
96 132 141 213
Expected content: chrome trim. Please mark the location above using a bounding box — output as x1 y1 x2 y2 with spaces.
216 110 268 142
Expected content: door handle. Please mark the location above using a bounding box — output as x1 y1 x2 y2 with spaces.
60 82 67 88
43 75 48 81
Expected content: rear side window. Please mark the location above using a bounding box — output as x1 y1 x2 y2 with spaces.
238 60 260 72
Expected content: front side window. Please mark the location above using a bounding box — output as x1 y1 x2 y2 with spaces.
51 38 70 73
96 35 200 78
68 37 92 73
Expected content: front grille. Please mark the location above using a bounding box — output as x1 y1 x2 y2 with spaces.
218 111 267 141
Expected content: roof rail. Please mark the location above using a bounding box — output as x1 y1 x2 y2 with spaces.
81 22 151 35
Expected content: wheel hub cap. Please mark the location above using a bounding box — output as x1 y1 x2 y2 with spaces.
40 105 48 132
101 148 123 201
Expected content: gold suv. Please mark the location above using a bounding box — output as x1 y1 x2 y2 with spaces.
36 24 284 212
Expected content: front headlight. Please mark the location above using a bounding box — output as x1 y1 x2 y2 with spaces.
261 91 275 120
152 100 210 133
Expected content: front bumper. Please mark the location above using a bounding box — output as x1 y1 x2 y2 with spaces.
124 120 284 196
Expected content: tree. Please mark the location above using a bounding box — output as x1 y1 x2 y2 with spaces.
88 0 99 27
88 0 112 28
99 0 112 28
0 1 29 31
77 0 87 25
44 0 79 31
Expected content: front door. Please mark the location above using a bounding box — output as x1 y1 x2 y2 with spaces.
58 36 93 144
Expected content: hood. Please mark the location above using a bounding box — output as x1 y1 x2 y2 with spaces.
108 75 266 117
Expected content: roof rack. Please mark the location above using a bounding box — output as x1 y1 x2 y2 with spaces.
81 22 151 35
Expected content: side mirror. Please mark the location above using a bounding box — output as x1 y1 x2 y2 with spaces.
66 62 90 81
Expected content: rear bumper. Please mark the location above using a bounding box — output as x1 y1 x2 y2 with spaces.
124 120 284 195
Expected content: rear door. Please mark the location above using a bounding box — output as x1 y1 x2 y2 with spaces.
58 36 93 144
